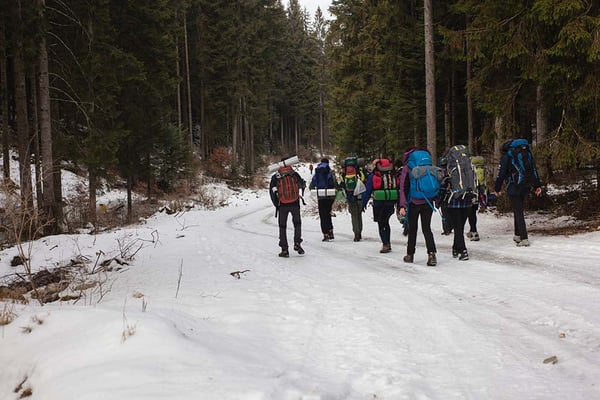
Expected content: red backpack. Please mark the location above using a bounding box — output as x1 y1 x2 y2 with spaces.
277 166 300 204
372 159 398 200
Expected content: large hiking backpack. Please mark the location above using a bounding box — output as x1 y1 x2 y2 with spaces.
342 157 359 192
372 158 398 201
276 166 300 204
446 145 476 201
503 139 537 188
471 156 486 188
406 150 441 202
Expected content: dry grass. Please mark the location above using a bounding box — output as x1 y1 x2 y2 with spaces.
0 302 17 326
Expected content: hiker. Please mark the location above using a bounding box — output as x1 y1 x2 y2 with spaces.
442 145 478 260
309 164 314 175
494 139 543 247
310 158 338 241
467 155 489 241
398 147 440 266
362 158 399 253
438 156 453 236
340 157 367 241
269 162 306 257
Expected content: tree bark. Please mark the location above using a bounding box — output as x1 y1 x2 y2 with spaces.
37 0 58 233
536 84 549 181
493 116 503 168
88 168 97 225
13 39 34 212
184 14 193 149
0 23 10 179
466 25 474 154
424 0 437 161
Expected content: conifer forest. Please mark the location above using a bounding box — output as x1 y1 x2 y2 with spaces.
0 0 599 233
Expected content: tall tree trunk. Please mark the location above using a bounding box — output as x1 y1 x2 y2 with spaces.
184 15 193 149
30 65 43 211
536 84 549 181
294 117 299 156
444 101 450 150
451 63 456 146
493 116 504 169
280 117 284 152
175 21 182 134
13 41 34 212
88 168 97 225
200 79 206 159
319 91 324 157
232 100 238 163
126 173 132 224
424 0 437 161
0 23 10 179
466 25 474 154
37 0 58 232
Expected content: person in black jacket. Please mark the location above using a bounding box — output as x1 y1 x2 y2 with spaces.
310 158 338 241
494 140 542 247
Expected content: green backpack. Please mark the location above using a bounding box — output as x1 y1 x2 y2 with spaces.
471 156 486 187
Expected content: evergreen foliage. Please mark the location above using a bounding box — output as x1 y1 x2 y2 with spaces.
1 0 599 230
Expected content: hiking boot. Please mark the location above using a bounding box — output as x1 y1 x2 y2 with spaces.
322 233 330 242
517 239 530 247
278 249 289 258
452 249 459 258
328 230 335 240
470 232 480 241
427 252 437 266
294 243 305 254
403 254 414 263
513 235 522 243
459 250 469 261
466 232 474 239
353 235 361 242
380 244 391 253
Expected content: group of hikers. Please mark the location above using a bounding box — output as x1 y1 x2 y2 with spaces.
269 139 542 266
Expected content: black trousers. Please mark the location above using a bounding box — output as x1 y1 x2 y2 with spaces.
406 203 436 255
373 201 395 245
278 204 302 249
510 194 528 240
318 198 335 234
467 203 478 233
448 207 471 253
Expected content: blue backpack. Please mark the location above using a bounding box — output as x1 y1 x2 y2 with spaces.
503 139 537 188
406 150 441 205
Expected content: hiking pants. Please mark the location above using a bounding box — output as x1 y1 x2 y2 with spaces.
468 203 478 233
510 194 528 240
278 204 302 249
406 203 436 255
448 207 471 253
373 202 395 245
347 198 363 238
318 198 335 234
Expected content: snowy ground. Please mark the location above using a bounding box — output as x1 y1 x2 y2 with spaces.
1 162 600 400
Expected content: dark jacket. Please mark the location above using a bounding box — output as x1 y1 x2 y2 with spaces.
494 152 542 197
310 161 335 190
